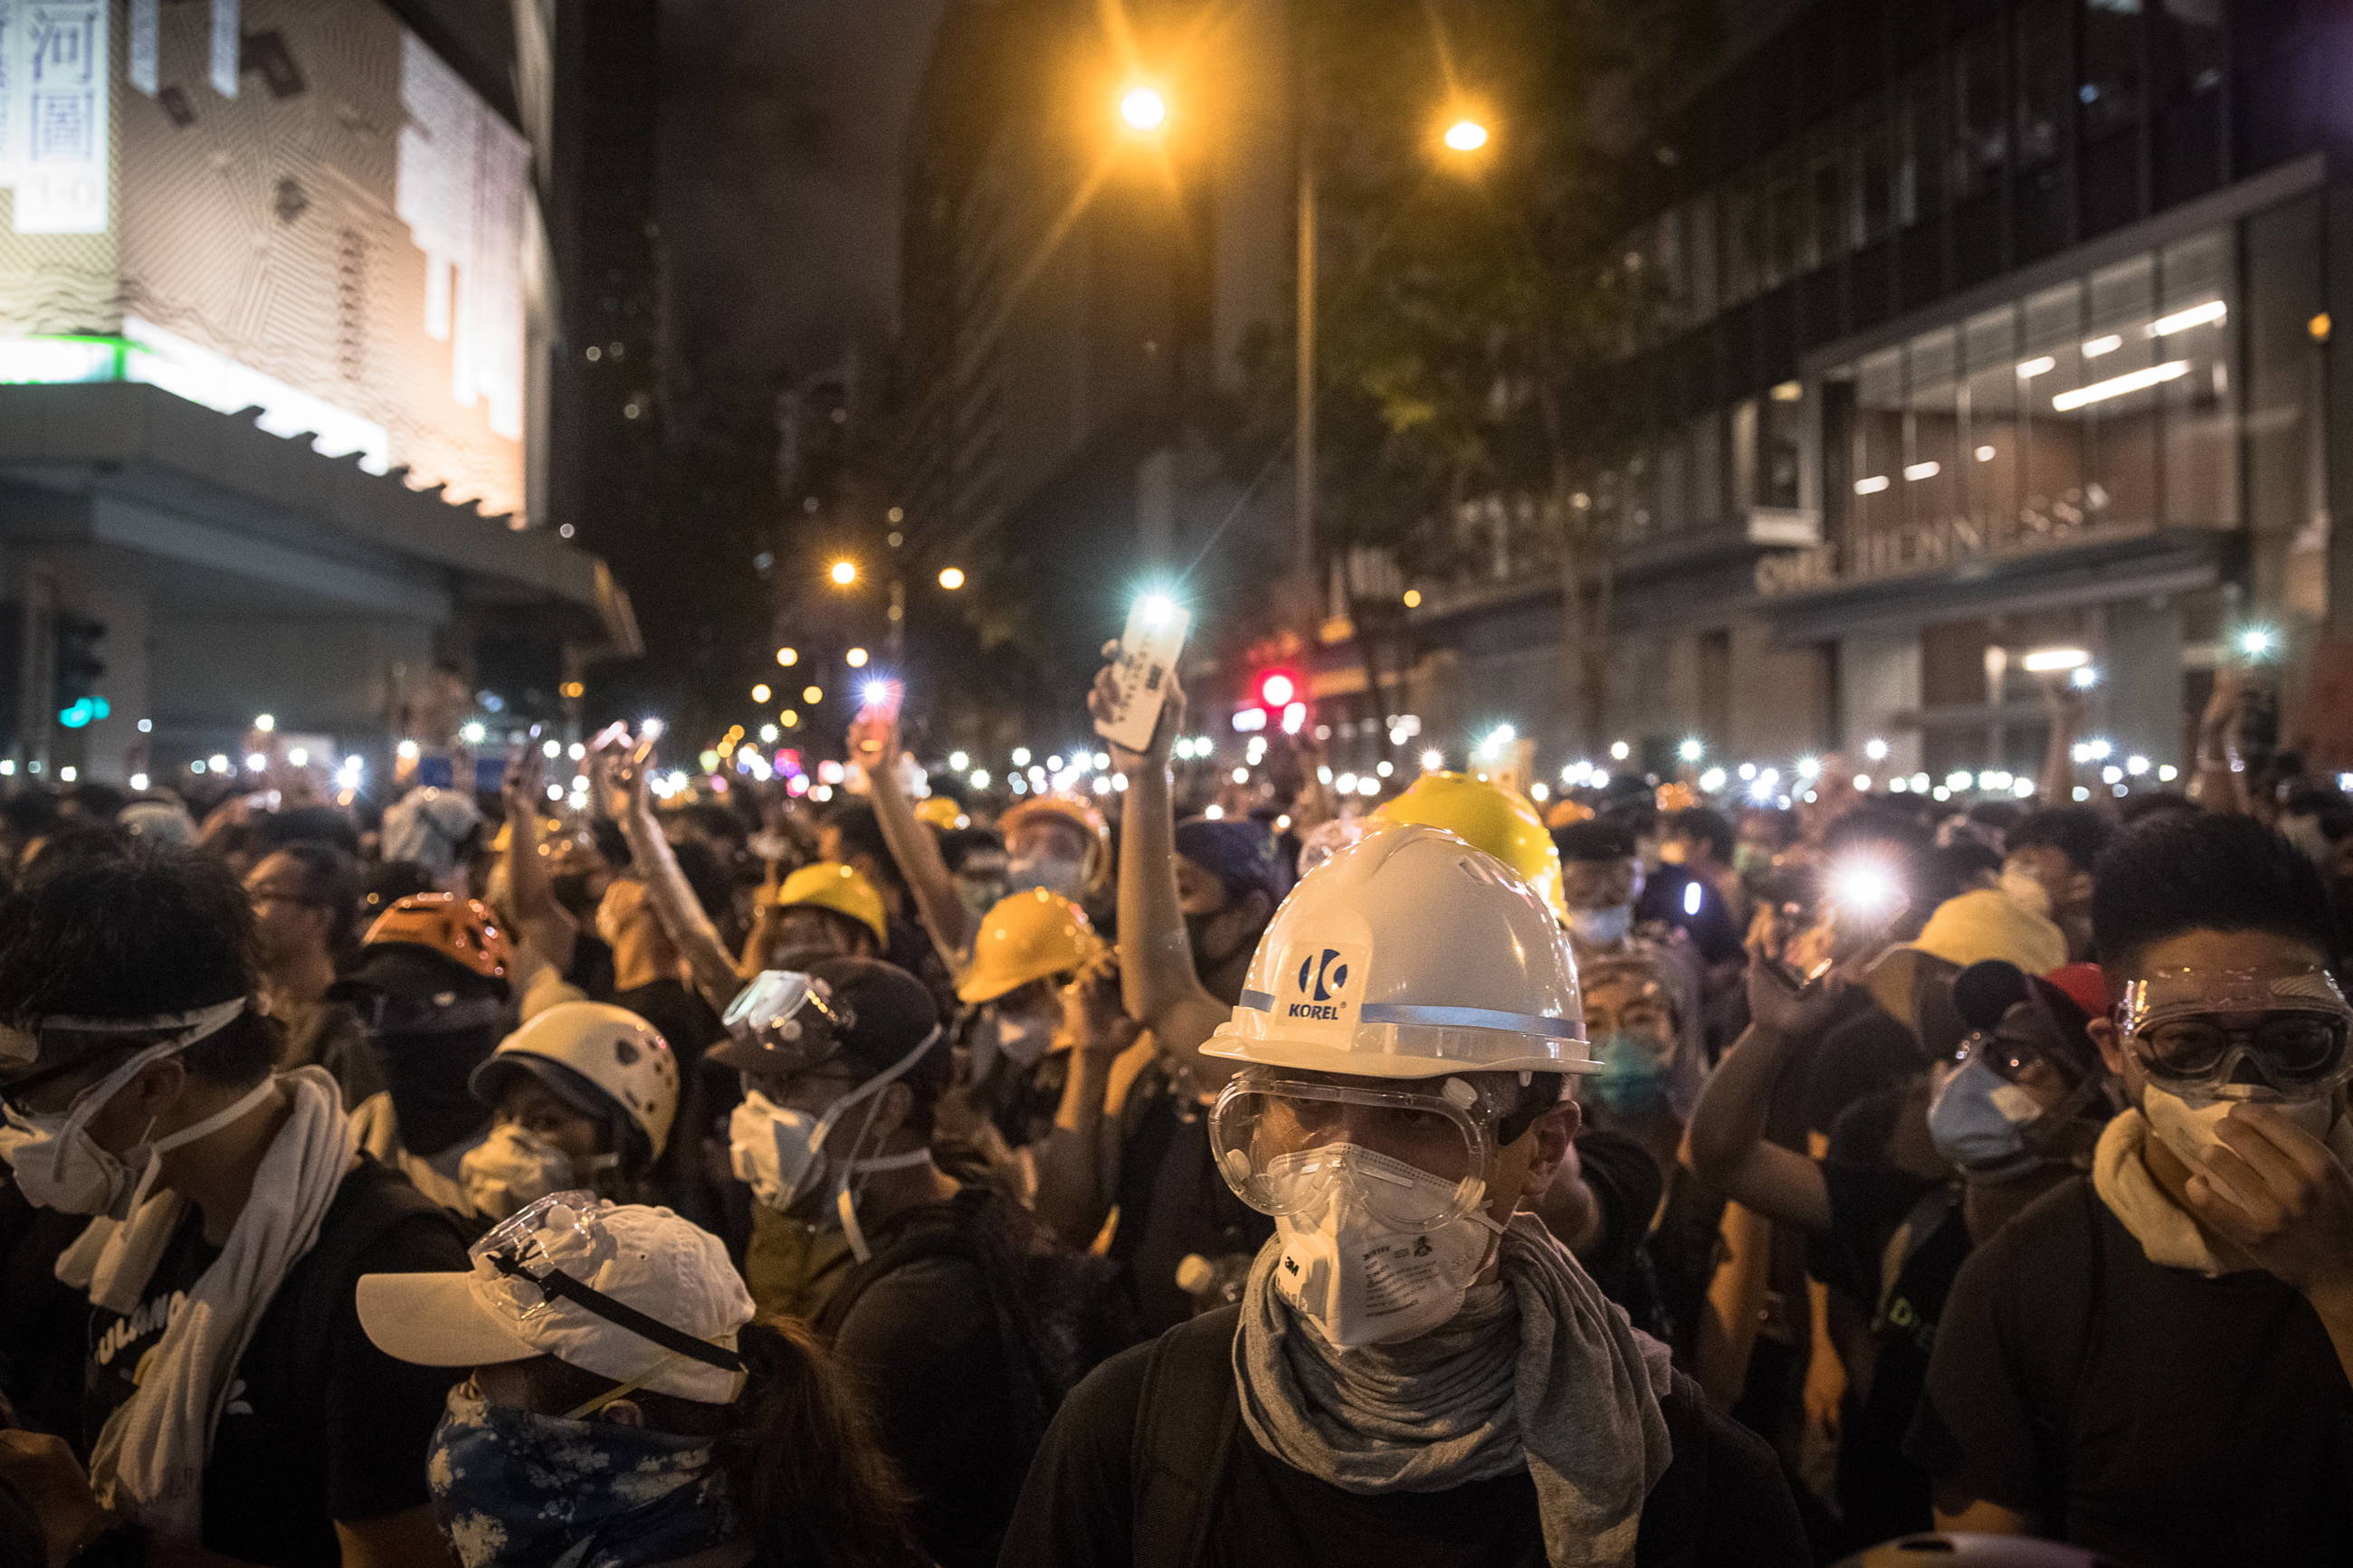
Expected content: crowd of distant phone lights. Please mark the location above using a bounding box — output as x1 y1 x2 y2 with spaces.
99 627 2273 818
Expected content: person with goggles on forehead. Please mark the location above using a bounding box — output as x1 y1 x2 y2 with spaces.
0 843 468 1568
1910 814 2353 1568
713 956 1074 1568
357 1194 926 1568
1002 822 1805 1568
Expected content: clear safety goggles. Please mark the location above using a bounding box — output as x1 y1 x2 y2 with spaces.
471 1192 744 1379
720 970 856 1074
1209 1067 1519 1232
2116 965 2353 1098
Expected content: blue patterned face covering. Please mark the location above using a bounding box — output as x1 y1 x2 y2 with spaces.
428 1383 732 1568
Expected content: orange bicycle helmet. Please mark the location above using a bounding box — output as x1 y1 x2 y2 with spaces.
362 892 513 983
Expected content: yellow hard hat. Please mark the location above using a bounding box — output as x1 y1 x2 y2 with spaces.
1376 770 1566 915
914 796 969 832
957 889 1100 1004
773 860 889 946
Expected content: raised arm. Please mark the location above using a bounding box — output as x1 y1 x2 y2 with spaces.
1681 955 1842 1233
850 706 974 962
2034 674 2086 807
1029 948 1141 1248
598 739 747 1015
2189 664 2252 815
1091 660 1233 1088
500 747 577 976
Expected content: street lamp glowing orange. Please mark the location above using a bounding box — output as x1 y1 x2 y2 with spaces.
1119 85 1168 132
845 648 870 669
938 566 966 590
776 646 798 667
802 686 824 705
750 683 771 703
1443 118 1491 153
829 559 859 586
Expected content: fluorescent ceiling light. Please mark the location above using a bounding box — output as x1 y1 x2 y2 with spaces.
2082 334 2122 357
2051 359 2191 412
2150 300 2226 336
1853 474 1891 494
2016 356 2056 379
1903 461 1940 480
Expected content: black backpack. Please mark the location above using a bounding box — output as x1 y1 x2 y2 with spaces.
816 1188 1137 1449
1128 1306 1728 1568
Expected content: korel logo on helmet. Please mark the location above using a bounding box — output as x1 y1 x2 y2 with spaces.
1288 947 1351 1021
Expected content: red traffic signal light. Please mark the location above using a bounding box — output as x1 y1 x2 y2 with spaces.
1255 670 1298 708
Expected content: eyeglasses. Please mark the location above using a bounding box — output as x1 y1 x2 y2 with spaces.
0 1038 143 1117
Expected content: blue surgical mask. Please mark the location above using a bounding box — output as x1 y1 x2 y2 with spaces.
1926 1057 2044 1176
1567 905 1634 946
428 1384 729 1568
1592 1033 1672 1117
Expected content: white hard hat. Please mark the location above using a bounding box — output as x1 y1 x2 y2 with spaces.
1204 821 1590 1079
470 1002 680 1158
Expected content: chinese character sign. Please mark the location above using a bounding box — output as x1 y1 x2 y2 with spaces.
0 0 110 234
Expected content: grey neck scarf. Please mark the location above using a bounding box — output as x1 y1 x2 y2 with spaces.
1237 1213 1674 1568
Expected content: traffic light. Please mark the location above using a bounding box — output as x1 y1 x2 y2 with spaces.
1235 667 1307 735
52 613 107 729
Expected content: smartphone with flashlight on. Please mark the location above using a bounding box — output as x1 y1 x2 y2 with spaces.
855 678 905 730
1095 593 1192 754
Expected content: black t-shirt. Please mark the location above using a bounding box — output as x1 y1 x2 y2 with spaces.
0 1188 93 1440
81 1158 468 1567
1812 1088 1963 1544
1907 1176 2353 1568
999 1323 1809 1568
815 1195 1029 1568
1110 1065 1273 1335
1564 1128 1665 1330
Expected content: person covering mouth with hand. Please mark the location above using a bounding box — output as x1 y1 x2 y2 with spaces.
1908 813 2353 1568
999 822 1806 1568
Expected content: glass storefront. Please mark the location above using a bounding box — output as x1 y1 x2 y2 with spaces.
1826 226 2236 582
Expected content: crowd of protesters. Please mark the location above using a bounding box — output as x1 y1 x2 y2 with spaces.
0 651 2345 1568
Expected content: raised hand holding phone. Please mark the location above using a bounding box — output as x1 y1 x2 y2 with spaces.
1094 593 1191 755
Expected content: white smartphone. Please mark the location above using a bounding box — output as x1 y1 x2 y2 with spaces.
1095 595 1192 754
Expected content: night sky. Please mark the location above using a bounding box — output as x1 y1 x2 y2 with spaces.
659 0 948 387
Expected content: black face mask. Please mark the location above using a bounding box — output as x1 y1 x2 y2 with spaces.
1186 908 1253 980
374 1022 502 1158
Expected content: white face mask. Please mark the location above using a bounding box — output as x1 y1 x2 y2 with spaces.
1998 865 2054 920
994 1009 1056 1071
0 1002 259 1218
2142 1081 2339 1166
1265 1144 1504 1350
461 1124 605 1221
1566 905 1633 947
727 1026 943 1254
1006 852 1088 901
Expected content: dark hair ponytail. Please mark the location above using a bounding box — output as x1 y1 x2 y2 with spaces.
719 1318 929 1568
